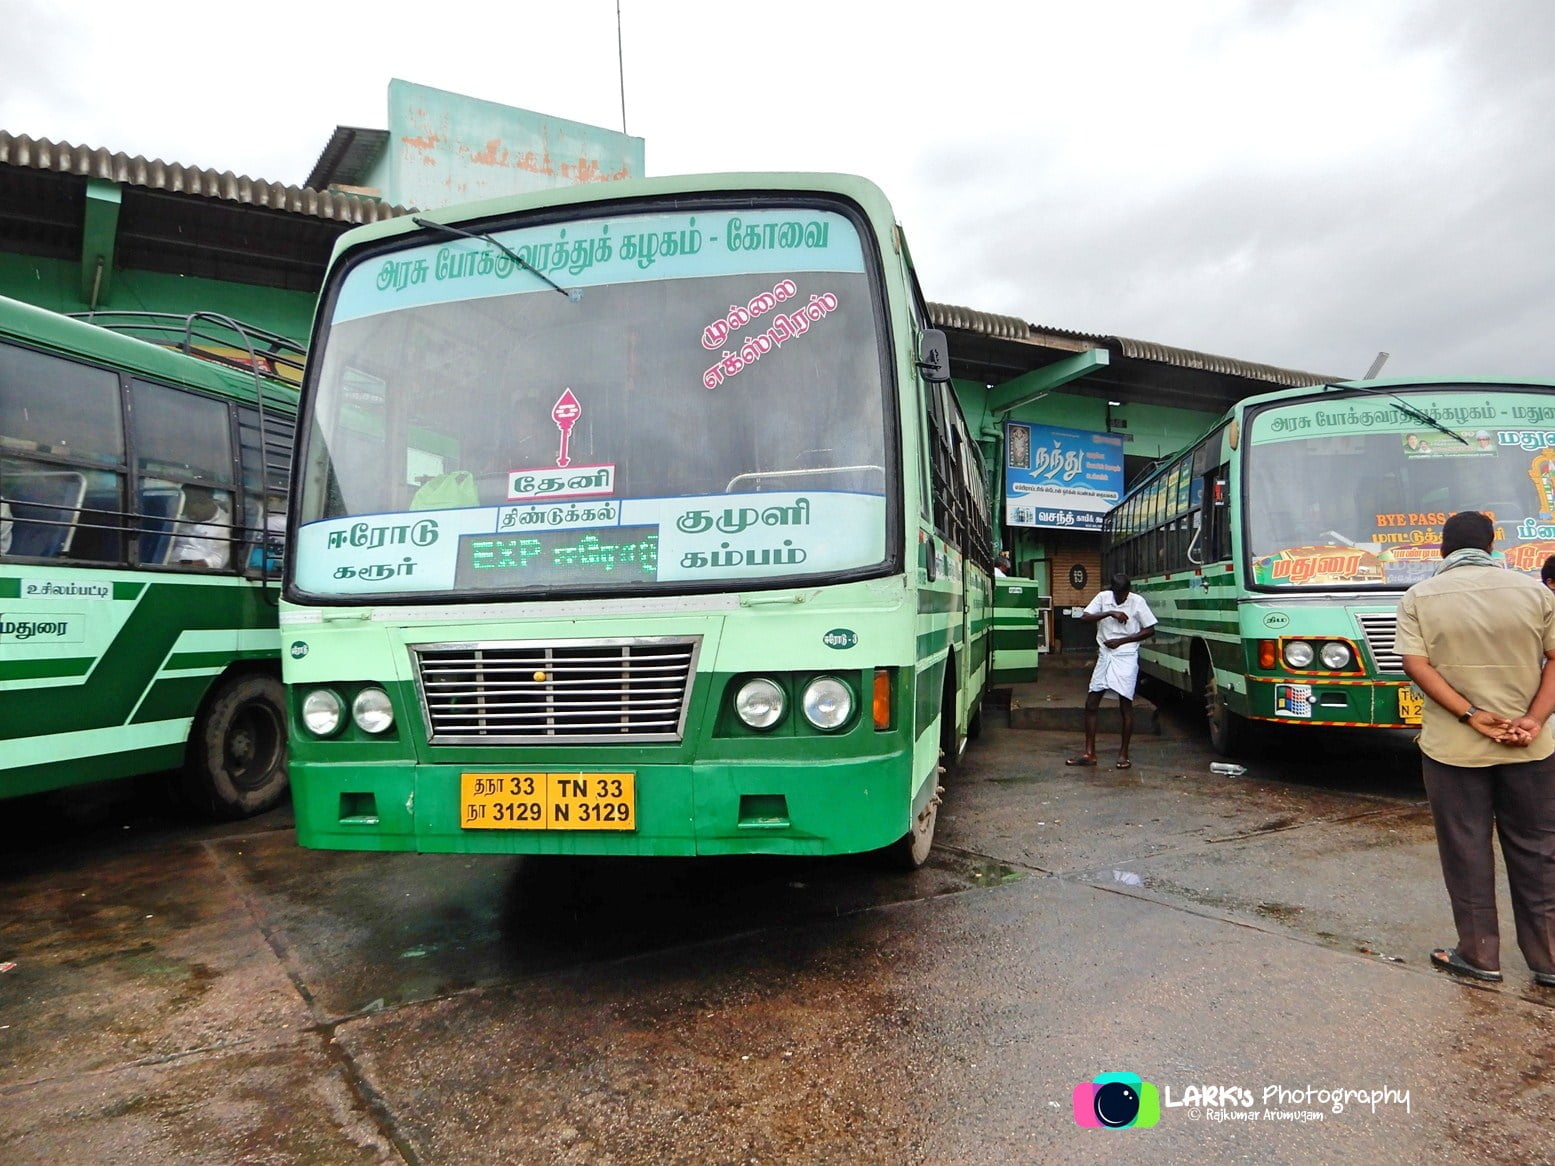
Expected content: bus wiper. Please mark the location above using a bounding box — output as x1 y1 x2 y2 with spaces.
1390 396 1468 446
1329 381 1468 446
411 217 582 301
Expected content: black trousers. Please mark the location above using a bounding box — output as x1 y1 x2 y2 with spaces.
1422 753 1555 975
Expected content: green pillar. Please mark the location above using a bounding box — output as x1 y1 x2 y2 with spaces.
80 178 122 309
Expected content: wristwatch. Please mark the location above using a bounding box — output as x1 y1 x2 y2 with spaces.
1459 705 1479 723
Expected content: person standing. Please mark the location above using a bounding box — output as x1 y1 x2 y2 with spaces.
994 550 1013 577
1397 511 1555 987
1066 572 1157 770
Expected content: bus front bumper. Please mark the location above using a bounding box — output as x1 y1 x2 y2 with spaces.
290 756 915 858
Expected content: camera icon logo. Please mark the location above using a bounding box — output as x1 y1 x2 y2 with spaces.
1072 1072 1161 1129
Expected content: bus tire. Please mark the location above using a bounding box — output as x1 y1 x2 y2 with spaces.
184 673 289 819
968 697 984 740
940 667 967 771
886 781 940 870
1198 651 1249 757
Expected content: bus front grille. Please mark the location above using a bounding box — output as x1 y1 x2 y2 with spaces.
412 637 700 745
1355 612 1403 674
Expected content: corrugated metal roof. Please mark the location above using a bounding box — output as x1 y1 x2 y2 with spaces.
930 301 1110 347
929 299 1335 388
0 132 409 224
928 301 1040 342
1111 335 1333 388
304 127 392 195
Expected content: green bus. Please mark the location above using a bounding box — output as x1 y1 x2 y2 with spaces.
1102 376 1555 755
283 172 1018 865
0 296 301 815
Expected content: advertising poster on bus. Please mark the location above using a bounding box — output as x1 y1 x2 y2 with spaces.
1003 422 1124 531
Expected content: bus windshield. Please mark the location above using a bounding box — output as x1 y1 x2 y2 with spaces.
1245 387 1555 588
295 204 891 598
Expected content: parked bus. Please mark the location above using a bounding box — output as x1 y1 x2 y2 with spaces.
283 172 1021 865
0 296 301 815
1102 376 1555 755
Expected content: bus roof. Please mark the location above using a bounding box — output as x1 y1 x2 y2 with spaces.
0 293 300 412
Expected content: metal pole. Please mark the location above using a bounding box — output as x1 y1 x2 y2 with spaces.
617 0 628 136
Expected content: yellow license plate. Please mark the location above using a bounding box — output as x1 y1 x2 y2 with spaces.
460 772 635 831
1397 686 1424 725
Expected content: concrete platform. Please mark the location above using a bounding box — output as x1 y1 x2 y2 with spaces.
999 654 1161 735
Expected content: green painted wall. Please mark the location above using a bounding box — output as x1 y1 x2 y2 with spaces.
0 252 317 343
951 375 1218 635
952 377 1211 461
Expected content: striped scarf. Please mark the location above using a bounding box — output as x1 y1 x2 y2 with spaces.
1434 547 1501 575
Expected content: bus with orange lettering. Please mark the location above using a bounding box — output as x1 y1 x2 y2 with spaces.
1101 377 1555 755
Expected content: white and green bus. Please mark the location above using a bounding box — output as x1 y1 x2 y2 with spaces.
283 173 1018 865
0 297 300 816
1103 376 1555 755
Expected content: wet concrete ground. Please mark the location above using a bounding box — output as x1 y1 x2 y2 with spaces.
3 695 1554 1165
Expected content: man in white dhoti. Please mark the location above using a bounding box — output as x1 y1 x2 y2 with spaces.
1067 572 1158 769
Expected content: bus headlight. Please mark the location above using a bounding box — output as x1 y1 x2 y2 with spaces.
802 676 854 731
1283 641 1315 669
735 678 785 729
301 689 344 737
1319 642 1353 670
352 687 395 734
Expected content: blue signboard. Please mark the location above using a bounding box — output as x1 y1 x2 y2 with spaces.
1004 422 1125 531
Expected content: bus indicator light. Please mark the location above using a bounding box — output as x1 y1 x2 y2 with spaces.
873 669 892 730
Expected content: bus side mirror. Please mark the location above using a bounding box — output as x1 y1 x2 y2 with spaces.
917 329 951 383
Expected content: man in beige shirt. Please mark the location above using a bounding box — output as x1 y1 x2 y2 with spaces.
1397 511 1555 986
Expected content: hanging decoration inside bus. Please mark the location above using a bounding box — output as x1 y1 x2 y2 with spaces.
552 388 581 467
506 465 616 502
1251 545 1384 586
1003 423 1124 531
332 209 866 324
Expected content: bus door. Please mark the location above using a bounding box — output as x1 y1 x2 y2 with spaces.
991 576 1042 685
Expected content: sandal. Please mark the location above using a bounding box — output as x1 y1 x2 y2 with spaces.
1430 947 1502 982
1115 759 1133 770
1065 755 1097 767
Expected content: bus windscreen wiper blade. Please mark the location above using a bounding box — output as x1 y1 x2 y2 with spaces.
1391 396 1467 445
411 217 582 301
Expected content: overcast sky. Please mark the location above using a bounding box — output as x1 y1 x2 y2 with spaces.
5 0 1553 381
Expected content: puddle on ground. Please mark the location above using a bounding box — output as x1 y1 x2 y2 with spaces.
951 856 1028 887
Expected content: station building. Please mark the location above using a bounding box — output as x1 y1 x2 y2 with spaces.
0 80 1331 654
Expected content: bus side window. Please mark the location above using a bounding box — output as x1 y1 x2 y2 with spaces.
130 380 237 572
1203 466 1231 562
0 341 126 562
